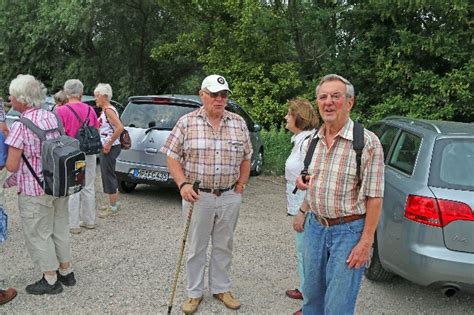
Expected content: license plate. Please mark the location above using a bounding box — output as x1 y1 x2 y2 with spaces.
132 169 169 182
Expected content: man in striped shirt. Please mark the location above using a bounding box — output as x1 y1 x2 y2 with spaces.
295 74 385 315
161 75 252 314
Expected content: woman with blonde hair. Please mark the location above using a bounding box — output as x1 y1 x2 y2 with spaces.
284 97 319 315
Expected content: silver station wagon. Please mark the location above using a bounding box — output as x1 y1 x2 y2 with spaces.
115 95 264 193
366 116 474 297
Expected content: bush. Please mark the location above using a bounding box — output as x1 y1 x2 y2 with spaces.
261 126 292 176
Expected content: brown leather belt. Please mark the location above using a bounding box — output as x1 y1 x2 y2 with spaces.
315 214 365 227
199 184 235 197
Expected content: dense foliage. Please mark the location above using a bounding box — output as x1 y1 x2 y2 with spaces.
0 0 472 127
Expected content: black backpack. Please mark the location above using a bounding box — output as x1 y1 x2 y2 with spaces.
293 121 365 193
66 105 102 155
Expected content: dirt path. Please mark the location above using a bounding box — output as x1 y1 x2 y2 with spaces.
0 174 472 314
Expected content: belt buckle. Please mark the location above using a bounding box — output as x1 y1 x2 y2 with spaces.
317 215 329 227
213 190 222 197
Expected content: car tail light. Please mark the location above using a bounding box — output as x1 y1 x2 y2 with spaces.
405 195 474 227
152 98 169 104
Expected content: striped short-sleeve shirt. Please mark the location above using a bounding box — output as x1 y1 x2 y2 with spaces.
160 107 253 190
305 119 385 218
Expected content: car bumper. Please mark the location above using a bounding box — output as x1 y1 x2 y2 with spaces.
389 243 474 293
115 159 176 188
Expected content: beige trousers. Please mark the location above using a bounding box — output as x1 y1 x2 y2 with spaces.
68 154 97 228
183 189 242 298
18 194 71 272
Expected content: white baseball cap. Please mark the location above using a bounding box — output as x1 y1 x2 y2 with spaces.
201 74 232 93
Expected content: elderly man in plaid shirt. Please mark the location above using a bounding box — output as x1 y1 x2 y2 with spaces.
161 74 252 314
295 74 385 315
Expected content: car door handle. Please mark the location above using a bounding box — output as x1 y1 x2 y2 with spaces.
144 148 158 154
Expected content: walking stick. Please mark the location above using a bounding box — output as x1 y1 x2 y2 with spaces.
167 180 200 315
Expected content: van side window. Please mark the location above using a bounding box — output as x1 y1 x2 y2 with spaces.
388 131 421 175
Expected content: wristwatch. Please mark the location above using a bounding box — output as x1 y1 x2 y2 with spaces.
236 182 247 189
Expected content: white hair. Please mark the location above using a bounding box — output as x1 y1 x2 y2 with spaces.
316 74 355 98
63 79 84 98
94 83 113 100
9 74 47 108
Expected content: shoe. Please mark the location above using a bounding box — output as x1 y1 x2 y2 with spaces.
79 222 96 229
182 297 203 314
0 288 17 305
57 271 76 287
286 288 303 300
293 308 302 315
70 227 81 234
213 292 241 310
25 276 63 295
98 207 119 218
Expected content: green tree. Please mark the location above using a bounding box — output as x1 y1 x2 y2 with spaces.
321 0 473 123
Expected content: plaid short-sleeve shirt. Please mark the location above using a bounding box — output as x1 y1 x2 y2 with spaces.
5 108 61 196
160 107 253 190
305 119 385 218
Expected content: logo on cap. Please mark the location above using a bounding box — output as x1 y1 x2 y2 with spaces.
217 77 225 84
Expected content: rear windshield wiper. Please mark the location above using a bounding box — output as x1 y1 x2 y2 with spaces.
145 126 170 134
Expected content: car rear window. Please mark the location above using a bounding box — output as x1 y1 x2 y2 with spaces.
429 138 474 191
121 102 197 130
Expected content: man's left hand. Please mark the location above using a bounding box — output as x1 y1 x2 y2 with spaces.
346 239 373 269
234 185 244 194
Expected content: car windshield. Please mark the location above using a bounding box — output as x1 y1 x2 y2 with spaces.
429 138 474 191
121 102 197 129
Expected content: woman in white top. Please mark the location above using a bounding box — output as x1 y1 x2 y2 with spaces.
94 83 124 217
284 98 318 315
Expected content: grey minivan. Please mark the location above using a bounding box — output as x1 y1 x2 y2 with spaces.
115 95 264 193
366 116 474 296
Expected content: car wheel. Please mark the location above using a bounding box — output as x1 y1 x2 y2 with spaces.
118 181 137 193
364 239 394 281
251 149 263 176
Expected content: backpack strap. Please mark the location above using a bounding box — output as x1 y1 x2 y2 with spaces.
19 117 47 142
66 105 85 125
352 121 365 187
21 153 43 188
292 133 320 194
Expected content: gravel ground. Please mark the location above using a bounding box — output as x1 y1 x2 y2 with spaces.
0 170 473 314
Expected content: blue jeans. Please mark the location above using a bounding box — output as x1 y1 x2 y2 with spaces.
303 213 365 315
295 214 308 293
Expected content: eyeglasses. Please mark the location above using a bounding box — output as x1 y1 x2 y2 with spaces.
316 92 347 102
203 90 229 99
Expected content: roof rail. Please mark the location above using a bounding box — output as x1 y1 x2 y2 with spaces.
384 116 441 133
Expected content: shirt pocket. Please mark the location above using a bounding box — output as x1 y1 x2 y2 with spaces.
223 140 244 166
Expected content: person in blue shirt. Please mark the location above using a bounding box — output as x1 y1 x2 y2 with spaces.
0 97 17 305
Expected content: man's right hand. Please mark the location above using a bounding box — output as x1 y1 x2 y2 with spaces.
180 183 200 203
295 174 310 190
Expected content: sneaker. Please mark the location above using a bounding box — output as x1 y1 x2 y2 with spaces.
213 292 241 310
98 207 119 218
25 276 63 295
0 288 17 305
79 222 96 229
70 228 81 234
182 297 203 314
57 271 76 287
